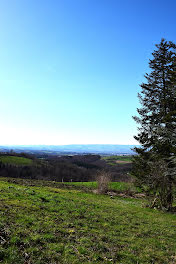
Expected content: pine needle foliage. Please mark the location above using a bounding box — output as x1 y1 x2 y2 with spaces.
132 39 176 211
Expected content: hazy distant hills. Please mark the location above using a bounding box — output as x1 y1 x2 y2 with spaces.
0 144 137 155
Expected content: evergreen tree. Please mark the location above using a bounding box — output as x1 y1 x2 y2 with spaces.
132 39 176 210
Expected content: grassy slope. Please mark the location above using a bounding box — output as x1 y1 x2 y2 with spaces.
0 178 176 264
0 156 33 166
64 181 142 193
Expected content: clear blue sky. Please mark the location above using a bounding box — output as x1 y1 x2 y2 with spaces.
1 0 176 145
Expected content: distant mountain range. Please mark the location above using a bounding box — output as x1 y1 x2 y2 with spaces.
0 144 137 155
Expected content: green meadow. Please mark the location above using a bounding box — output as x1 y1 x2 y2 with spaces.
64 181 142 193
0 177 175 264
103 155 132 161
0 156 33 166
102 155 132 166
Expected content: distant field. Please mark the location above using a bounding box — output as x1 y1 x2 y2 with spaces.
0 156 33 166
102 155 132 165
0 177 175 263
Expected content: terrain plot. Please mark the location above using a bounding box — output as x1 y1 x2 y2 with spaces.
0 156 33 166
0 177 175 264
102 155 132 166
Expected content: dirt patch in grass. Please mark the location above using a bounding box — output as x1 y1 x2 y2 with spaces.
115 160 132 164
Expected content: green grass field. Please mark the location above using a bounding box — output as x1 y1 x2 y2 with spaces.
103 155 132 161
64 181 142 193
0 156 33 166
102 155 132 165
0 177 175 263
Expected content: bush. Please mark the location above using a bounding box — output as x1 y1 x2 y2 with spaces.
96 170 111 194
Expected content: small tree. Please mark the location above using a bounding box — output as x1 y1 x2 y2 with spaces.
132 39 176 210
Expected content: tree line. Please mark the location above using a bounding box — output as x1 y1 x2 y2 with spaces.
0 153 132 182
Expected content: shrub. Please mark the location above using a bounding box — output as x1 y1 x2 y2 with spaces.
96 170 111 194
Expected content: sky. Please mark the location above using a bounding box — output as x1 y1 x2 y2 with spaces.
0 0 176 145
